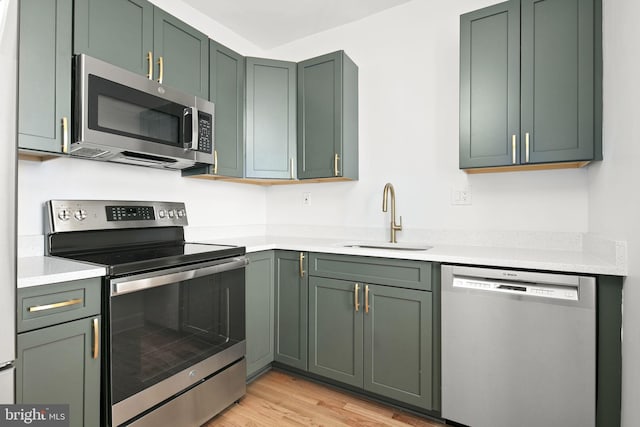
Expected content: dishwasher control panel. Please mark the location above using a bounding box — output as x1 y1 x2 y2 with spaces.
453 277 579 301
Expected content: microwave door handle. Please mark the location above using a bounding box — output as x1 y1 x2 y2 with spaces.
183 106 199 151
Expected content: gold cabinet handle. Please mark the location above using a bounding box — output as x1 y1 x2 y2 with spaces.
354 283 360 312
290 158 295 180
213 150 218 175
525 132 530 163
334 153 340 177
299 252 305 277
511 134 516 164
157 56 164 84
365 285 370 313
61 116 69 153
28 298 82 312
92 318 99 359
146 51 153 80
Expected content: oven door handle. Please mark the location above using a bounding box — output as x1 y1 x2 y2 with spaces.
111 256 248 296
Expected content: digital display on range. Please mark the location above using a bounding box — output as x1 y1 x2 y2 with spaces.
106 206 155 221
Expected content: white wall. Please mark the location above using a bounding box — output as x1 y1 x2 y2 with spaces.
589 0 640 425
265 0 590 235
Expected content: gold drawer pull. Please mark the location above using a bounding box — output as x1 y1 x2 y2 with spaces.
354 283 360 312
92 318 99 359
299 252 305 278
28 298 82 312
365 285 370 313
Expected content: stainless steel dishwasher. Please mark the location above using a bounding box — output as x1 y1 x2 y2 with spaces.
441 265 596 427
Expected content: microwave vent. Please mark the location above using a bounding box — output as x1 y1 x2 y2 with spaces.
70 146 110 158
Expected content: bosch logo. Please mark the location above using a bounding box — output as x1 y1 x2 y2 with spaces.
157 87 166 95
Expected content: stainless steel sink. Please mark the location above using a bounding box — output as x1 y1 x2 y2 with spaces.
342 242 432 251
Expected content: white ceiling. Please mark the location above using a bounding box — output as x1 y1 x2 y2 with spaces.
181 0 412 49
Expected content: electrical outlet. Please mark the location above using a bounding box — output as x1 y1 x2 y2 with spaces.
451 188 472 205
303 192 311 206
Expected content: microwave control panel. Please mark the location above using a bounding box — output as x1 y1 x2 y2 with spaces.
198 112 213 153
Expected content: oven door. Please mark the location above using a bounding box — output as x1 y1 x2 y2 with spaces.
108 256 247 426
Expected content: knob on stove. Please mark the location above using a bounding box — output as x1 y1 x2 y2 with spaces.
58 209 71 221
74 209 88 221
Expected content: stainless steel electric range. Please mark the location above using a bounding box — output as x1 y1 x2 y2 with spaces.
45 200 247 427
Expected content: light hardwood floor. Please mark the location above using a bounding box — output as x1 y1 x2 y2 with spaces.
205 370 446 426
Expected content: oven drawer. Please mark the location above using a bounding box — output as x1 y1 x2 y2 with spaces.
18 278 101 332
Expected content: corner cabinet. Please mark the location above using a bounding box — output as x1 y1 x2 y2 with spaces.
308 253 438 411
245 58 297 180
74 0 208 98
245 252 275 378
16 278 102 427
297 51 358 180
18 0 72 155
274 251 308 370
459 0 601 172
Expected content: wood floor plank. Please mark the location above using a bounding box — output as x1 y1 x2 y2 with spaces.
204 370 444 427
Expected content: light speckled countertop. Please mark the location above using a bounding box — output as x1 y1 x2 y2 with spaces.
198 236 627 276
18 256 106 288
17 234 626 288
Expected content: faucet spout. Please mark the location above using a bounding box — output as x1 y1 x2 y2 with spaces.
382 183 402 243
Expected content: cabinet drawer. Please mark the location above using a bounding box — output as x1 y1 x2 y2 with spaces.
309 253 431 291
18 278 101 332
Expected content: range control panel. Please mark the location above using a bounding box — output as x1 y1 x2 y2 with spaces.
47 200 188 233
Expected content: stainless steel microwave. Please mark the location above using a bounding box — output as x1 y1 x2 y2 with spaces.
72 54 214 170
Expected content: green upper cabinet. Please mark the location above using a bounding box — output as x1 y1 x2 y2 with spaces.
18 0 72 154
246 58 297 179
74 0 153 77
297 51 358 180
460 0 601 170
74 0 208 99
153 8 208 99
274 251 309 371
210 40 245 178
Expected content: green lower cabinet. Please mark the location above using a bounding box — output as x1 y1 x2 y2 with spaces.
363 285 432 409
309 265 434 410
274 251 308 370
16 316 101 427
308 277 363 386
245 252 275 377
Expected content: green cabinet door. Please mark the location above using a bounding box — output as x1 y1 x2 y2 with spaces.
153 7 208 99
74 0 153 77
245 58 297 179
210 40 245 178
459 1 520 168
363 285 433 409
309 276 363 387
520 0 595 164
245 251 275 377
274 251 308 370
16 316 101 427
297 51 358 180
18 0 72 154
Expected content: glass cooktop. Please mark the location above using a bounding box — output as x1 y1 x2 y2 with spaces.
56 242 244 276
